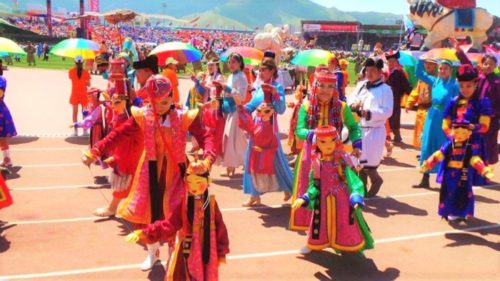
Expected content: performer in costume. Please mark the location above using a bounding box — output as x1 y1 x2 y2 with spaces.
442 64 492 185
451 38 500 164
232 59 293 206
202 59 226 160
327 57 345 101
348 58 393 198
126 170 229 281
83 56 216 271
385 50 412 143
290 68 362 231
292 125 373 254
413 59 459 188
405 59 438 149
0 74 17 167
421 119 493 222
217 53 248 177
339 59 349 95
287 85 306 156
69 55 91 136
0 173 12 209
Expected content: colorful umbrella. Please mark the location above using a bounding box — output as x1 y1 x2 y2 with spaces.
50 38 99 60
149 42 202 66
0 37 26 55
220 46 264 66
291 49 334 67
419 48 461 65
399 51 417 67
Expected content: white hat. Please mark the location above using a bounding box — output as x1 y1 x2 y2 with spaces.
74 55 84 63
165 57 179 65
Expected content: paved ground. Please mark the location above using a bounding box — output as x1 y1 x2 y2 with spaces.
0 67 499 281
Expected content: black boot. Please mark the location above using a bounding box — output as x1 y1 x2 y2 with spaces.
365 169 383 198
412 173 430 188
393 130 402 143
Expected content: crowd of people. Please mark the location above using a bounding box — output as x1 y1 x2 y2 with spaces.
0 16 499 280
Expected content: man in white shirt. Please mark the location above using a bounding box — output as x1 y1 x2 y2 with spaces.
348 58 394 197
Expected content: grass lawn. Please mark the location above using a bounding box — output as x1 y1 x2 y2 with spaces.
3 55 360 86
2 54 74 70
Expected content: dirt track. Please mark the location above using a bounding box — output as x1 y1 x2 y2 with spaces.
0 68 499 281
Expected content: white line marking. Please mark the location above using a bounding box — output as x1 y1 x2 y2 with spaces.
15 163 82 168
1 224 498 280
6 184 499 225
10 184 107 191
10 147 82 152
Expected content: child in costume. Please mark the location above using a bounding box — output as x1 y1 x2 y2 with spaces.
292 125 373 254
0 75 17 167
287 85 306 156
290 68 362 231
442 64 492 186
234 82 293 206
126 170 229 281
421 119 493 222
82 71 216 271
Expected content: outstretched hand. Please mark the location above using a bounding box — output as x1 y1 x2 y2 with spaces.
125 230 142 244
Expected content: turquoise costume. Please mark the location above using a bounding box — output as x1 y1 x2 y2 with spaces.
416 61 459 173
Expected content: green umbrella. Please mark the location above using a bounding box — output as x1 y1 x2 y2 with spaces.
0 37 26 55
291 49 334 67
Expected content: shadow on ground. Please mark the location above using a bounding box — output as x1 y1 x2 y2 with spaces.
299 250 400 281
10 136 39 145
250 204 291 229
364 197 428 218
64 136 89 145
0 221 15 254
380 157 416 168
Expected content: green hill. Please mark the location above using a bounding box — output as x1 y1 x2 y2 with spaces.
0 0 403 29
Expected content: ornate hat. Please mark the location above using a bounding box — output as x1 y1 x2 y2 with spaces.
315 125 338 139
133 55 159 74
165 57 179 65
385 49 400 60
264 50 276 59
457 64 478 82
314 69 337 84
364 57 384 69
138 75 172 100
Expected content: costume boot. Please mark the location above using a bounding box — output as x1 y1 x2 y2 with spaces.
365 169 383 198
1 149 12 167
393 130 402 143
140 242 160 271
412 173 430 188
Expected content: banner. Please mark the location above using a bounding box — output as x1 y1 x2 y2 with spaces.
88 0 99 12
303 23 358 33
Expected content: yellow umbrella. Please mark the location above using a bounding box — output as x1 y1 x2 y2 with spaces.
0 37 26 55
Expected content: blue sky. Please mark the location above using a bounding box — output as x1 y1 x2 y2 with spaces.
311 0 499 17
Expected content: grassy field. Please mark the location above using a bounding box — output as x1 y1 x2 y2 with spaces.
3 55 359 85
2 54 74 70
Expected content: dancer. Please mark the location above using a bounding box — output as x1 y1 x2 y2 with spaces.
413 59 459 188
0 74 17 167
126 170 229 281
405 59 437 149
421 119 493 222
233 67 293 206
292 125 373 254
290 68 361 231
83 71 215 270
348 58 393 197
69 55 91 136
